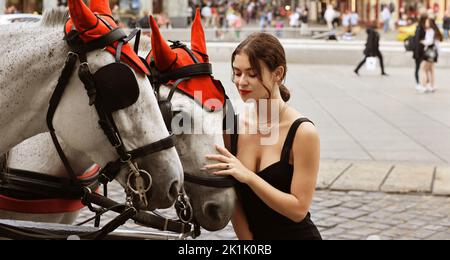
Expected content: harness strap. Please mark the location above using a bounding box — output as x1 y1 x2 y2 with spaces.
0 168 100 200
77 52 129 162
159 63 212 83
83 191 192 234
98 134 176 185
46 53 79 182
184 173 236 188
65 28 127 54
46 28 137 188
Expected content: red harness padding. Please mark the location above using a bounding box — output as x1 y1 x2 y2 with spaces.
65 3 149 76
0 165 100 214
147 12 225 111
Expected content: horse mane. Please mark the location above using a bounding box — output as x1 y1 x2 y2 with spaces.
41 6 69 27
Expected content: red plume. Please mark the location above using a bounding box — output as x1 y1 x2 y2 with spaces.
89 0 112 16
149 15 177 72
191 8 207 56
68 0 98 33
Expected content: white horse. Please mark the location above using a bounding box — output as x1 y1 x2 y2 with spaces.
0 133 95 224
1 7 236 232
0 2 183 213
147 11 236 231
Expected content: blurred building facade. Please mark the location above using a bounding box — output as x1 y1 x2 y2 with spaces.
256 0 448 24
1 0 448 26
1 0 188 27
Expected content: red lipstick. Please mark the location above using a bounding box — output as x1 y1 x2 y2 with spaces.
239 89 253 95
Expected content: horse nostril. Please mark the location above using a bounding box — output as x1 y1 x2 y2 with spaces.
203 202 222 223
168 180 180 202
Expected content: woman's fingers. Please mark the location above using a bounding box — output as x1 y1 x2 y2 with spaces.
205 154 230 163
212 170 233 176
215 145 234 158
203 163 230 170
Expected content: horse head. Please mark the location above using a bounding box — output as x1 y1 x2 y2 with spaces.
0 0 184 211
147 10 236 231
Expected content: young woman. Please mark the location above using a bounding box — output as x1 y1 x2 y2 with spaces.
204 33 322 240
420 18 443 93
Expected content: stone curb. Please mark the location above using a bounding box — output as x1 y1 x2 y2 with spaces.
317 159 450 196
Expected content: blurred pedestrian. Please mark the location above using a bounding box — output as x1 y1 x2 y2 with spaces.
300 8 309 36
275 16 284 38
324 5 335 30
354 24 387 76
259 11 267 31
138 10 150 29
413 14 428 92
233 12 243 40
443 10 450 40
381 6 391 33
419 18 443 93
201 2 213 27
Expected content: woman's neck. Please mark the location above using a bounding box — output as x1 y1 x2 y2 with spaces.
255 98 287 125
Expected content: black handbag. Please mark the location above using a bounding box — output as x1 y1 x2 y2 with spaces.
424 45 438 62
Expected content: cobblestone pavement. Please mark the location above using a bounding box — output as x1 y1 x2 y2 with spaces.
77 182 450 240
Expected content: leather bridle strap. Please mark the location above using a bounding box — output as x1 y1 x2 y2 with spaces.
46 52 80 181
98 134 176 185
83 191 192 235
0 168 99 200
184 173 237 188
66 28 127 54
159 63 212 83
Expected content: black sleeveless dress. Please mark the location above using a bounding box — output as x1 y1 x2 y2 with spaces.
231 118 322 240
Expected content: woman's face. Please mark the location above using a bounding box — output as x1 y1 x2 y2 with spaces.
232 53 275 102
425 19 430 29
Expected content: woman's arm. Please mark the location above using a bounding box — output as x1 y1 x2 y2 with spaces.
246 123 320 222
209 124 320 223
231 199 253 240
223 131 253 240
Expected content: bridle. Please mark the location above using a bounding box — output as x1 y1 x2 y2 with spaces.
148 40 237 191
0 13 198 240
46 14 176 209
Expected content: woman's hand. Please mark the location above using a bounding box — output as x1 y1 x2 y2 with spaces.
203 145 254 184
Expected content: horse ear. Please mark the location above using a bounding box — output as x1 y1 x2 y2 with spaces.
68 0 98 32
150 15 177 71
89 0 112 16
191 8 207 56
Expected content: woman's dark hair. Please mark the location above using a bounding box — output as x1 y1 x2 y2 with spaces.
418 14 428 29
231 32 291 102
429 18 444 42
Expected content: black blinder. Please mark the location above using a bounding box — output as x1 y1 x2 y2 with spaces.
93 63 140 112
